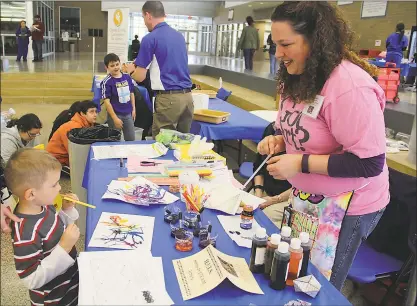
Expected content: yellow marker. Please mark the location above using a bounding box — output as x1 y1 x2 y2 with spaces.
53 194 96 211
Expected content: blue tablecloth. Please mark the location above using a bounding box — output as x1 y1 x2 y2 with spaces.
84 141 351 306
368 60 417 77
91 75 152 112
191 98 270 141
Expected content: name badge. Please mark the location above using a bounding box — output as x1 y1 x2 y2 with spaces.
302 95 325 119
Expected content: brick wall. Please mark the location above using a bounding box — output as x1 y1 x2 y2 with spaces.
336 1 416 50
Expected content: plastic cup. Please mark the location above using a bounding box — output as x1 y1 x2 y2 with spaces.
175 230 193 252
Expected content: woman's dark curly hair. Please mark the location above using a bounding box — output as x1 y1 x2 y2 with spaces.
271 2 378 103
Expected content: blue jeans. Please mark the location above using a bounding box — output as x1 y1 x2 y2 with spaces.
330 207 386 290
243 49 255 70
32 40 43 60
269 53 279 75
107 113 135 141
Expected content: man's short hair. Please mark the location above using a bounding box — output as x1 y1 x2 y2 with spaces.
78 100 97 114
104 53 120 66
4 149 61 196
142 1 165 18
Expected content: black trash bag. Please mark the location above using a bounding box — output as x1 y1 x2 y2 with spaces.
68 126 121 145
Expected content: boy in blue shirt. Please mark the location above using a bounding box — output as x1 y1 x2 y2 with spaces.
101 53 136 141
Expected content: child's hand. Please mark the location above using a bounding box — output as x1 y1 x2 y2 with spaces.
62 193 79 211
114 117 123 129
59 224 80 253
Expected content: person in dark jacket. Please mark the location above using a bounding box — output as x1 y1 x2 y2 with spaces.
16 21 31 62
267 33 278 75
31 14 45 62
131 35 141 60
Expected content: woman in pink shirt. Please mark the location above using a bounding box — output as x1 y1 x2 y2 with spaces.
258 2 389 290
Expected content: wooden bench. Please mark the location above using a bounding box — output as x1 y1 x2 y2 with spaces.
191 74 279 111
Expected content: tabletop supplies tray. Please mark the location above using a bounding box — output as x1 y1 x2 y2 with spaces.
193 109 231 124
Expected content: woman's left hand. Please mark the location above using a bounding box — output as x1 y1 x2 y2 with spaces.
266 154 302 180
62 193 79 211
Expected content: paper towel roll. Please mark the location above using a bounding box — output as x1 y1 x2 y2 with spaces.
192 93 209 110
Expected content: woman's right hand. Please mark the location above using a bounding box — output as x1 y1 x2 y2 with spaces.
257 135 285 155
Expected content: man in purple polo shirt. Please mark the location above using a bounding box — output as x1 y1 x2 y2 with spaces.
126 1 194 138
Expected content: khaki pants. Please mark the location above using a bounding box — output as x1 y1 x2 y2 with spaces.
152 92 194 137
251 190 288 229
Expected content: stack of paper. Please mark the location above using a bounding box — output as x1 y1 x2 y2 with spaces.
217 215 261 248
92 143 168 160
78 250 173 305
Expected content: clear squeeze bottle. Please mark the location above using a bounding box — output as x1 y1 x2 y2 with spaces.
286 238 303 286
249 228 268 273
270 241 290 290
264 233 281 278
299 232 311 277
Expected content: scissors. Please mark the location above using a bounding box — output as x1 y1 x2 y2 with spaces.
140 161 162 166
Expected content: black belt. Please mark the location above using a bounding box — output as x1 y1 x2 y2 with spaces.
154 88 191 95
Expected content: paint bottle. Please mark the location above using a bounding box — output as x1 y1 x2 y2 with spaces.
280 226 292 244
264 233 281 278
249 228 268 273
270 242 290 290
286 238 303 286
240 205 254 229
299 232 311 277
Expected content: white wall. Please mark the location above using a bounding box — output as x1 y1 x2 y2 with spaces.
101 1 221 17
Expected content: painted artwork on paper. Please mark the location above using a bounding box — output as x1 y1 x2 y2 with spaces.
88 212 155 250
103 176 179 206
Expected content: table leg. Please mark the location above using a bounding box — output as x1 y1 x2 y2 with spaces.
238 139 243 166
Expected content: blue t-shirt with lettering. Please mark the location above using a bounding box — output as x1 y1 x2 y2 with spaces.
134 22 192 91
101 73 134 115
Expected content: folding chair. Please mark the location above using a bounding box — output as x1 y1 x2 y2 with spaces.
216 87 232 101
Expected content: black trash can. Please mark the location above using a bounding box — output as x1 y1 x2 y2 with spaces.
68 126 121 234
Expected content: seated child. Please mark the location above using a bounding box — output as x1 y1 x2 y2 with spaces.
48 101 83 141
46 100 97 166
4 148 80 306
101 53 136 141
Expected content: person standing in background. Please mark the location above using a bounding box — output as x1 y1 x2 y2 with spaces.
131 35 141 61
126 1 194 138
238 16 260 71
15 21 31 62
386 23 409 67
267 33 278 75
31 14 45 62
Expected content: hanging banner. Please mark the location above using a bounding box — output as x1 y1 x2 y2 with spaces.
107 8 129 63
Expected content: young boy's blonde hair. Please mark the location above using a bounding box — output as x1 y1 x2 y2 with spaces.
4 148 62 196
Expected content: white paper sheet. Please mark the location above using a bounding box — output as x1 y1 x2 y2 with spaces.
92 143 168 160
102 176 179 206
88 212 155 250
78 250 173 305
217 215 261 248
203 183 265 215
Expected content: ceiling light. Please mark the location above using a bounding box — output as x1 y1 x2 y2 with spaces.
260 2 264 4
248 4 252 7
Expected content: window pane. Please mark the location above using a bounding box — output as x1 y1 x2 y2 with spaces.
60 7 80 38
